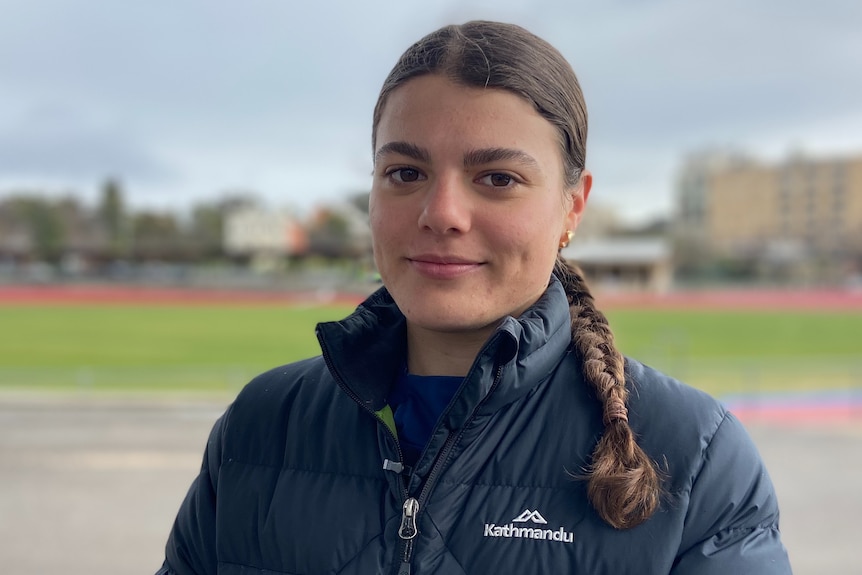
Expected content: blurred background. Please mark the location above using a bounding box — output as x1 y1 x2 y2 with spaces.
1 1 860 573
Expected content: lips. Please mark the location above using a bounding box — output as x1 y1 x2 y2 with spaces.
407 254 484 279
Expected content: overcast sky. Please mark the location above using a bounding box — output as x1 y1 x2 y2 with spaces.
1 0 861 223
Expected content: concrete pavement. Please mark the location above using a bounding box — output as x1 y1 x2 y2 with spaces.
0 393 858 574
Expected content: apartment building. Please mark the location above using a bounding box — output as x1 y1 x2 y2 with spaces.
675 151 862 281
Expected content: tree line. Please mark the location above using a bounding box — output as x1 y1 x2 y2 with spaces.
0 179 371 266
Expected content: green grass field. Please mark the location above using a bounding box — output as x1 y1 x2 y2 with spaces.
607 309 862 397
1 304 860 397
0 304 355 394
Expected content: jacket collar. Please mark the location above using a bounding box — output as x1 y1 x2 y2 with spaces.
316 276 573 418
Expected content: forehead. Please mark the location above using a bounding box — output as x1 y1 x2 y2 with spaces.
375 75 562 164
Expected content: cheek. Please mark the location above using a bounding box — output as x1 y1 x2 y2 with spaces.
501 209 562 257
499 215 565 280
369 201 406 262
368 195 388 239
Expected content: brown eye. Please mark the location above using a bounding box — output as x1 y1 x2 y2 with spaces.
396 168 420 182
489 173 512 187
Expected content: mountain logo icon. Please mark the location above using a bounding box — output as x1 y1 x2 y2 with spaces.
511 509 548 524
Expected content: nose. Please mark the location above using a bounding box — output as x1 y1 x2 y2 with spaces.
417 174 472 234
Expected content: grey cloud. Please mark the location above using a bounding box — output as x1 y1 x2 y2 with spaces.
550 0 862 145
0 0 859 218
0 106 176 182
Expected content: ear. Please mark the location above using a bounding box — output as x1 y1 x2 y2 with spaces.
564 169 592 233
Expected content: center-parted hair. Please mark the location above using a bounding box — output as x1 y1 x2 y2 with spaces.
373 21 586 187
372 20 661 529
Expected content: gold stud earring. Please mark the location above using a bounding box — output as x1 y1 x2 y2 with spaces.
559 230 574 249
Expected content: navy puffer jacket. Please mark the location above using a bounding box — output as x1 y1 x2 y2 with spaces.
158 279 791 574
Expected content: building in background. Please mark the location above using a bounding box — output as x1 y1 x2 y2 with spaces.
674 150 862 284
559 199 672 293
306 201 372 260
561 237 672 293
223 207 308 261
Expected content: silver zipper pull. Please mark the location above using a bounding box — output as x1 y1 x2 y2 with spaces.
398 497 419 540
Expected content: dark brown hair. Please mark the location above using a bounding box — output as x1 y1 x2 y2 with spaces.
372 20 661 529
372 21 585 187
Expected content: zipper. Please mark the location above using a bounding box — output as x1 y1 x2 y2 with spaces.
395 361 505 574
397 539 414 575
319 340 414 573
397 497 419 574
418 363 504 503
398 497 419 539
320 330 508 575
320 339 415 574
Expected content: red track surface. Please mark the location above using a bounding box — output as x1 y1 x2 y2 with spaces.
726 391 862 427
730 404 862 425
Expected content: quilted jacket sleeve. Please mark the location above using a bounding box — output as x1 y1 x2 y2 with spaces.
156 407 230 575
671 411 792 574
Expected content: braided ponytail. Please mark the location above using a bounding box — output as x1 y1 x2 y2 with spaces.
554 257 661 529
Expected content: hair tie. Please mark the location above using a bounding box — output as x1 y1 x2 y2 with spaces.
604 401 628 425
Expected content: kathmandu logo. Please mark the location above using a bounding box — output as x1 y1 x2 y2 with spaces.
512 509 548 524
483 509 574 544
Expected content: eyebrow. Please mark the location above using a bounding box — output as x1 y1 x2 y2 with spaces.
373 142 540 171
374 141 431 166
463 147 540 170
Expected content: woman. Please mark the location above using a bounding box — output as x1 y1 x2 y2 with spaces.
159 21 791 574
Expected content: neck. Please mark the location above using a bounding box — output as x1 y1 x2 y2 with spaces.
406 323 497 377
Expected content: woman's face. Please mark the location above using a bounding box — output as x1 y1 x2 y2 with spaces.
370 74 590 337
